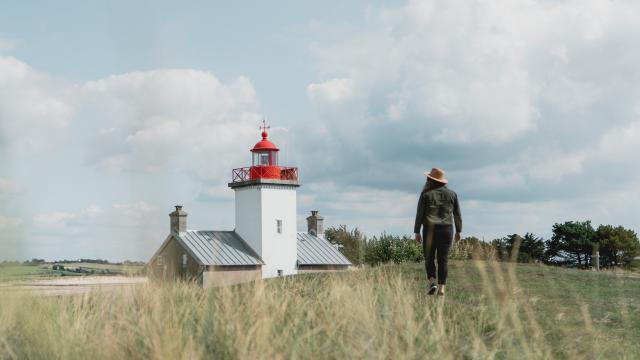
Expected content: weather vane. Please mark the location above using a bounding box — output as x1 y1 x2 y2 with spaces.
260 118 270 132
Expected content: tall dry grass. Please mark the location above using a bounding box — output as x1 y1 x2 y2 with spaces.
1 260 638 359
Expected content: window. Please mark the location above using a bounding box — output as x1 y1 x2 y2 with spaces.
252 151 278 166
157 255 163 266
277 269 283 277
260 153 270 165
276 219 282 234
182 254 188 267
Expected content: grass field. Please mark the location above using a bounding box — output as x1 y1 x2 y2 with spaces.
56 262 144 276
0 263 144 282
1 260 639 359
0 265 81 281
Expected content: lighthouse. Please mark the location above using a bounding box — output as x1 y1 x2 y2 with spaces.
228 121 300 278
148 121 350 287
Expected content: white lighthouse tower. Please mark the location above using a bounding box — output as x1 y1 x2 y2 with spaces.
228 122 300 278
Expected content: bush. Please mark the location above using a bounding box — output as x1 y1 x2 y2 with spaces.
324 226 366 265
364 233 422 266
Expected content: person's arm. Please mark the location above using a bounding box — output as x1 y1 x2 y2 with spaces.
414 192 425 242
453 193 462 241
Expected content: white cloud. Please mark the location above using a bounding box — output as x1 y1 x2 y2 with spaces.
0 57 262 169
298 0 640 238
527 153 586 183
27 201 166 260
0 57 265 199
595 120 640 163
81 70 262 186
299 181 417 236
0 56 74 153
33 202 159 235
306 0 640 146
307 78 356 104
34 204 105 234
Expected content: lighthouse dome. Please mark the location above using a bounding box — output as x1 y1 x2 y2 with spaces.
251 130 279 152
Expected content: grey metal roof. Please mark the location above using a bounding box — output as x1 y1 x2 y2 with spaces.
176 231 263 266
297 232 352 266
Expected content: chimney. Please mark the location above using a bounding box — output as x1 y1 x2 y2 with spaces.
169 205 188 234
306 210 324 237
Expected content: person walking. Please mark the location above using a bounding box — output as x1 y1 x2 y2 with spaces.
414 168 462 296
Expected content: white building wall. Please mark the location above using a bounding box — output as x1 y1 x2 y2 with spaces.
234 184 298 279
234 187 262 255
260 186 298 278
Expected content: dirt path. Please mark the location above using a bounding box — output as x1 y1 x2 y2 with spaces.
2 276 148 296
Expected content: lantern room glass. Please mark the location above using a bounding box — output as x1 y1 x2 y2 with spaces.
253 150 278 166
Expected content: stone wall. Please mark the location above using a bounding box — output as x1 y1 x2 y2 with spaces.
147 236 201 281
202 266 262 288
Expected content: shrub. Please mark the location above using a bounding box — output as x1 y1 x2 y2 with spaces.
325 226 366 265
449 236 498 261
364 234 422 266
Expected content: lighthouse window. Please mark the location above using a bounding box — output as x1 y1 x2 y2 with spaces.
260 153 270 165
252 151 278 166
253 152 270 166
276 219 282 234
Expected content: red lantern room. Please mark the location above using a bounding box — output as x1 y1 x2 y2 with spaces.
230 121 299 184
250 127 280 179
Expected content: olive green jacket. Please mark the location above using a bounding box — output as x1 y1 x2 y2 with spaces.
414 185 462 234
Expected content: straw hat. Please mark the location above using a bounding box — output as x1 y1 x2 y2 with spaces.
424 168 448 184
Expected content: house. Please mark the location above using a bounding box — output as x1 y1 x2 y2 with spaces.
147 124 351 287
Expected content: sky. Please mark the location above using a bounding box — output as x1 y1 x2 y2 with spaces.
2 0 640 261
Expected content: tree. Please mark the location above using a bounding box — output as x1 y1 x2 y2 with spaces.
489 233 544 262
518 233 546 263
594 225 640 268
324 225 366 265
545 221 595 267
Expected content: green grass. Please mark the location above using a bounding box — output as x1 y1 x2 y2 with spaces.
0 265 80 281
0 263 144 282
1 261 639 359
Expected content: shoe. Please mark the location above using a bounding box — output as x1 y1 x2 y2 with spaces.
437 291 445 296
428 283 437 295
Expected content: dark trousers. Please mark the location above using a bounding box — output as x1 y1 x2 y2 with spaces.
422 224 453 285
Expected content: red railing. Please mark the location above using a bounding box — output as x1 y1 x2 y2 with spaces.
232 166 298 183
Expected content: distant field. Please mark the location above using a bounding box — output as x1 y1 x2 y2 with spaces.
0 263 144 282
0 265 80 281
58 262 144 275
1 260 638 359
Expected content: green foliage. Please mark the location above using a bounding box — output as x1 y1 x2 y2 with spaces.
364 233 422 266
324 225 366 265
543 221 639 269
545 221 596 267
594 225 640 268
449 236 497 260
491 233 545 263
